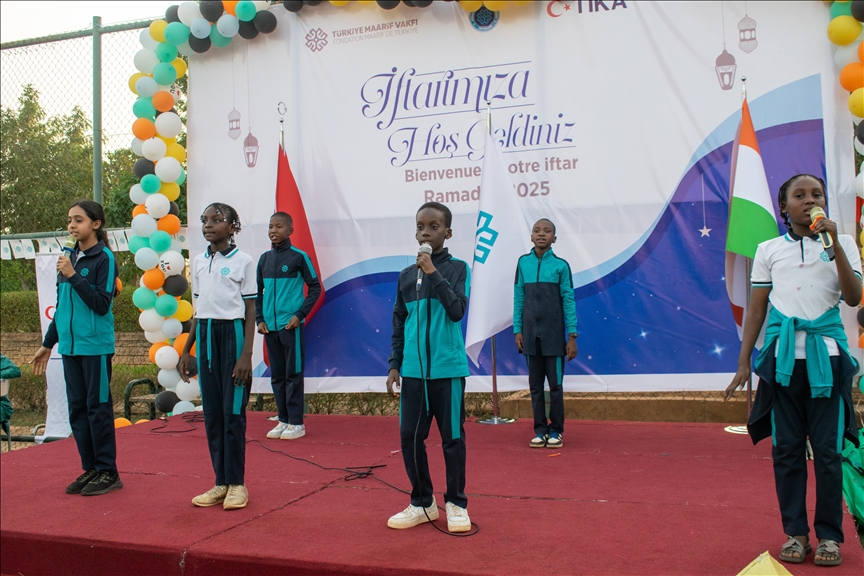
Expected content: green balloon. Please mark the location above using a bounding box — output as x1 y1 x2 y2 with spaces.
235 1 257 22
155 294 179 317
149 230 173 252
830 1 853 19
176 167 186 186
141 174 162 193
128 235 149 254
210 26 232 48
164 22 190 46
133 287 158 309
153 62 178 85
155 42 178 63
133 97 156 119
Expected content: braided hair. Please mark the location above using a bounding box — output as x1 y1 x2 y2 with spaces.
202 202 242 245
70 199 109 245
777 173 826 233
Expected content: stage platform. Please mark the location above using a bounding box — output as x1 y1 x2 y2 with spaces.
1 413 861 575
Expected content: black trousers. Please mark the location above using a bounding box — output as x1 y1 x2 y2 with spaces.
264 328 305 425
197 319 250 486
63 354 117 473
772 358 844 543
527 354 565 436
400 377 467 509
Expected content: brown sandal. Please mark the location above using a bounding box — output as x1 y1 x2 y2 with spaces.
779 536 811 564
814 540 842 567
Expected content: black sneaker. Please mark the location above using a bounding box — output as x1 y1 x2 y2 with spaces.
66 470 98 494
80 471 123 496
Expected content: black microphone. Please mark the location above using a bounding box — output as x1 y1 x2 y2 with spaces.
809 207 835 261
416 243 433 292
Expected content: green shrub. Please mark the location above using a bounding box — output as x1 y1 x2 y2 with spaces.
0 291 40 332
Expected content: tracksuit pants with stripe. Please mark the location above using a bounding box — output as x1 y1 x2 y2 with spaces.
197 319 250 486
400 377 467 509
771 358 845 543
264 327 305 426
527 354 565 437
63 354 117 473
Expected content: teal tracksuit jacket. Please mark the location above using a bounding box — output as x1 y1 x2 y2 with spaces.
254 239 322 331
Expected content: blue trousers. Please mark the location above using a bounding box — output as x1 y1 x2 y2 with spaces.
197 319 250 486
400 377 467 509
264 328 305 425
527 355 565 436
63 354 117 473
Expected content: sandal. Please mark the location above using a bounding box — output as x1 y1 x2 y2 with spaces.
779 536 811 564
814 540 842 567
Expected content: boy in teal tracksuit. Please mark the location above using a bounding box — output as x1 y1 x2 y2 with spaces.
256 212 322 441
386 202 472 533
514 218 578 449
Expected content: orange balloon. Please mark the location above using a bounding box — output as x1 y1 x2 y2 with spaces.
840 62 864 92
149 341 168 363
858 40 863 63
132 118 156 140
142 267 166 290
114 417 132 429
223 1 239 15
152 91 174 112
858 332 864 348
115 278 123 294
173 333 189 355
132 204 148 218
158 214 181 235
134 419 150 424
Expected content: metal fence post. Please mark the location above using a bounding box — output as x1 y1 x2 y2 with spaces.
92 15 102 204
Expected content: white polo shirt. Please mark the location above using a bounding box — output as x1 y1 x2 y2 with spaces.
751 232 862 358
191 246 257 320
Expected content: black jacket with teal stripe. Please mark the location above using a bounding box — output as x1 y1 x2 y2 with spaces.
389 248 470 380
255 239 322 331
42 240 118 356
514 247 578 357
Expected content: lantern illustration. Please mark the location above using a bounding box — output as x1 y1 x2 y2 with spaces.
228 109 241 140
715 49 736 91
737 14 758 53
243 130 259 168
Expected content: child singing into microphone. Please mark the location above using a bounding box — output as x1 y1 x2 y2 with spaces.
725 174 861 567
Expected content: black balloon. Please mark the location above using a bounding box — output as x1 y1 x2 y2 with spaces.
238 19 260 39
165 5 180 22
403 0 416 6
181 319 193 334
155 390 180 413
253 11 277 34
851 0 864 22
156 107 178 117
169 201 180 216
857 120 864 145
185 357 198 377
189 34 212 53
283 0 304 11
199 1 225 22
858 306 864 329
133 158 156 179
377 0 400 8
413 0 433 6
304 1 323 5
163 275 189 297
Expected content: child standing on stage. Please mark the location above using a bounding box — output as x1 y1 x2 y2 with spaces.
179 203 257 511
256 212 321 441
725 174 861 567
514 218 578 449
31 200 121 496
386 202 472 533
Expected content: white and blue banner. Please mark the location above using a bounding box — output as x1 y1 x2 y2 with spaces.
186 1 858 393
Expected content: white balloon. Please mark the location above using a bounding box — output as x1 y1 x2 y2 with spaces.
854 115 862 127
217 14 240 38
141 137 167 161
170 239 183 252
155 112 183 139
139 308 165 332
155 157 182 182
139 28 159 51
856 171 864 199
834 43 861 69
131 137 144 157
145 329 167 344
176 40 194 57
172 400 196 414
253 1 270 11
131 213 158 237
135 76 158 98
178 1 202 26
159 250 185 276
134 246 160 271
129 184 149 205
161 317 183 339
190 18 211 39
175 380 200 402
158 368 181 390
133 49 159 74
155 346 180 370
169 83 183 103
145 193 171 219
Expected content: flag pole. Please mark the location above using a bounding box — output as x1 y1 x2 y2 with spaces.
478 100 515 425
741 76 754 418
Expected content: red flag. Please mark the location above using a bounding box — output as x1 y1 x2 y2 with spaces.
276 144 325 320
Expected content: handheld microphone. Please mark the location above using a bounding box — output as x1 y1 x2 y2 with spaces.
809 207 835 261
61 235 76 256
416 243 433 291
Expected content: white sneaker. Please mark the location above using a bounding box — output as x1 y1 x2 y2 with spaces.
387 497 439 529
266 422 289 439
446 502 470 532
281 424 305 440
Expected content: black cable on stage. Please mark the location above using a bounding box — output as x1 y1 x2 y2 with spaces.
147 412 205 434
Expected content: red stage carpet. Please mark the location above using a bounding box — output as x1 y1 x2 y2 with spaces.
1 413 862 575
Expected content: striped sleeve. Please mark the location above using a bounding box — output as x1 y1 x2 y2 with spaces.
750 243 772 288
240 254 257 300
